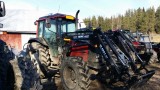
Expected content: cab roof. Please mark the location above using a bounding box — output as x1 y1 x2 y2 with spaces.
38 13 75 20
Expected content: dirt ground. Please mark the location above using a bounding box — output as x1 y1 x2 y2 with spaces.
42 63 160 90
139 63 160 90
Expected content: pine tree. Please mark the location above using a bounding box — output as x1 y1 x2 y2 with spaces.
129 10 137 32
121 15 125 30
104 17 112 30
83 6 160 33
91 16 97 28
141 8 148 33
146 7 156 33
83 18 91 27
97 16 105 30
155 6 160 33
121 10 131 30
136 8 143 32
117 14 122 29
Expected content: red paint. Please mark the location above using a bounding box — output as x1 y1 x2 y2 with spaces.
132 41 140 48
36 22 39 37
70 45 89 62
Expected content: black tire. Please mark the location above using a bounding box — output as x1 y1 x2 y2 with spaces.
60 57 91 90
29 42 50 67
149 49 158 64
0 40 15 90
0 40 42 90
10 49 42 90
39 47 50 67
29 42 51 78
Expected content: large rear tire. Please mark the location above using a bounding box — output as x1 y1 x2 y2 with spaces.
60 57 91 90
29 42 51 78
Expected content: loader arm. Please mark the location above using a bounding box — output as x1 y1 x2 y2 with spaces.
115 31 146 67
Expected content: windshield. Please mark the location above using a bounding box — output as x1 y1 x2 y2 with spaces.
38 21 44 37
139 36 150 42
61 20 76 33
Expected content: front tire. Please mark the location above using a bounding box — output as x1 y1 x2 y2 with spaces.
60 57 91 90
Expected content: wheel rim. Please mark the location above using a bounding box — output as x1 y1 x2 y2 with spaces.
63 65 77 89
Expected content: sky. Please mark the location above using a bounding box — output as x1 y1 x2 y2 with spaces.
4 0 160 19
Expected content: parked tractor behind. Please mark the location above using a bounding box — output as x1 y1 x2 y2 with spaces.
137 34 159 64
122 30 159 64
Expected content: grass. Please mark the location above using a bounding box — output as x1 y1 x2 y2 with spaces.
151 34 160 42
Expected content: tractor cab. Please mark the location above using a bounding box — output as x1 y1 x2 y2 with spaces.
33 13 78 57
35 13 76 43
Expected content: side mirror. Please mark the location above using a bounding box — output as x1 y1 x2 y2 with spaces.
0 1 6 17
34 21 37 25
45 18 51 28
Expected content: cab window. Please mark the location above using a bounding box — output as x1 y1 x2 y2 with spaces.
44 20 57 43
61 20 76 33
38 21 44 37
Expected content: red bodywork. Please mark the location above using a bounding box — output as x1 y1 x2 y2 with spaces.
70 46 89 62
69 41 89 62
36 22 39 37
132 41 141 49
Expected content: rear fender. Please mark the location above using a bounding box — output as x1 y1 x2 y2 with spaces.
28 37 48 47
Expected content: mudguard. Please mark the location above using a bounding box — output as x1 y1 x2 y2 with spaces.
28 37 48 47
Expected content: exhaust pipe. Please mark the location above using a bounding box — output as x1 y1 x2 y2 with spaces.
0 1 6 17
75 10 80 30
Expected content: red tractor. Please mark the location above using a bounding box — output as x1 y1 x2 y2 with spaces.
122 30 159 64
25 10 155 90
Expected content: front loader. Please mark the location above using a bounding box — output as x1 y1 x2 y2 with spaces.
61 28 155 89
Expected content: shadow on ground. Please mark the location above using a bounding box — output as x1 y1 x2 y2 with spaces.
43 63 160 90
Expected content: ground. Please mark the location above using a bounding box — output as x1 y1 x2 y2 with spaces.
42 62 160 90
139 63 160 90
